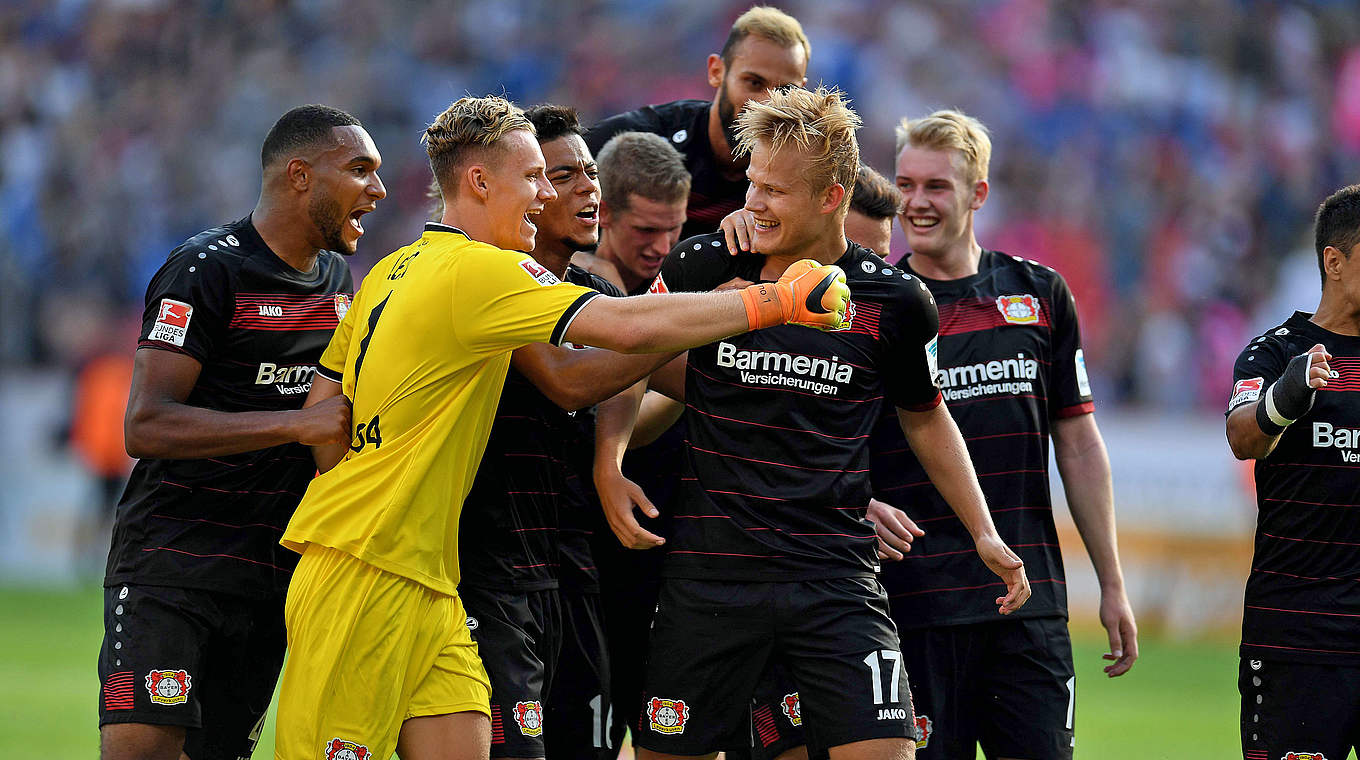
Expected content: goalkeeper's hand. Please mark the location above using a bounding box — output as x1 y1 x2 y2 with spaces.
739 259 850 331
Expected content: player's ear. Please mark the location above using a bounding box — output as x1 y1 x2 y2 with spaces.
467 165 492 202
598 200 613 229
1324 245 1346 282
821 182 845 216
285 158 311 192
706 53 725 89
970 178 989 211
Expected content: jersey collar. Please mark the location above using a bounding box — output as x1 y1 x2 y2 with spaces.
424 222 470 238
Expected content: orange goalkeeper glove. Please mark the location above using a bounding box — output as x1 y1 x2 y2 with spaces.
739 259 851 331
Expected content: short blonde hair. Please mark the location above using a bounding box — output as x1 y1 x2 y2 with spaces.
735 85 861 212
721 6 811 65
894 109 991 185
423 96 534 196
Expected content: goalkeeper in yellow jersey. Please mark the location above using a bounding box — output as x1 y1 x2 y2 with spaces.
272 95 851 760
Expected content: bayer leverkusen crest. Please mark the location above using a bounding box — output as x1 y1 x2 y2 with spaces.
513 700 544 736
648 697 690 734
334 293 352 320
1283 753 1329 760
914 715 933 749
830 299 856 331
144 669 192 705
780 693 802 726
325 738 370 760
996 294 1040 325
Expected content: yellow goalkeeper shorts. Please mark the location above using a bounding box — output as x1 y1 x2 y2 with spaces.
275 544 490 760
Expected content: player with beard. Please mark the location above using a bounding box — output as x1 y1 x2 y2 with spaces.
595 87 1029 760
96 105 381 760
455 105 676 760
1227 186 1360 760
274 95 851 760
585 6 808 244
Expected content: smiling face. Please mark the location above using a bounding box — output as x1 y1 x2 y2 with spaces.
305 125 386 254
744 140 840 258
534 134 600 255
481 129 557 252
895 145 986 260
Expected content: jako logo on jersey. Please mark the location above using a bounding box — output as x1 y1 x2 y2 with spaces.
148 299 193 347
144 669 192 705
325 738 370 760
1231 377 1264 409
334 293 351 320
780 693 802 726
1283 752 1328 760
996 294 1040 324
513 701 544 736
518 259 561 286
1312 423 1360 463
255 363 316 386
648 275 669 294
914 715 933 749
877 707 908 721
257 304 283 317
648 697 689 734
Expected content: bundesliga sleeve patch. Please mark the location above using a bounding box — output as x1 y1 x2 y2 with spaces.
925 335 939 378
1075 348 1091 397
1229 377 1264 410
148 298 193 346
518 259 561 286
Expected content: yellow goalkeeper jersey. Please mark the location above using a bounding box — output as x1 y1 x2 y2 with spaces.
281 223 600 595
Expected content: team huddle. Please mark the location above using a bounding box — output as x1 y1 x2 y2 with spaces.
93 5 1360 760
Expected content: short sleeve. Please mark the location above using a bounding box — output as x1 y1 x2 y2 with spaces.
454 251 601 354
137 249 233 363
1227 336 1289 414
879 280 943 411
584 108 656 156
1047 272 1096 419
316 289 360 384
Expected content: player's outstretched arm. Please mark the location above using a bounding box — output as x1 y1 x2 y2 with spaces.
1227 343 1331 460
594 381 665 549
896 403 1030 614
1053 412 1137 677
563 260 851 352
124 348 350 460
302 376 352 473
511 343 679 412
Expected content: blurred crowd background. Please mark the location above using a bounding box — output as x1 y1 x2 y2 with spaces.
0 0 1357 604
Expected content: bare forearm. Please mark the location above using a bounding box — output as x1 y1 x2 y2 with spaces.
596 382 645 474
1226 403 1280 460
513 343 678 411
126 403 301 459
1054 416 1125 591
568 292 749 354
631 391 683 449
898 405 999 541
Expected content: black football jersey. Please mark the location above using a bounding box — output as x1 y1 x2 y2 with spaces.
586 100 746 240
105 216 353 598
871 250 1093 627
1228 311 1360 665
459 265 623 591
653 234 941 581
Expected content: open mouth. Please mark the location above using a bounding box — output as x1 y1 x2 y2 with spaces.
907 217 939 230
754 218 779 231
575 204 598 224
348 208 371 237
524 207 542 231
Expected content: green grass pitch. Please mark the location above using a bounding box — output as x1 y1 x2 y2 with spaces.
0 586 1266 759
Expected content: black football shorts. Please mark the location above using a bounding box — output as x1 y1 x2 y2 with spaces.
1240 657 1360 760
96 583 285 760
896 616 1075 759
545 590 612 760
461 584 563 759
633 576 915 756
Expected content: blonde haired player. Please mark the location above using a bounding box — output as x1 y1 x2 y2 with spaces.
273 95 851 760
597 87 1028 760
